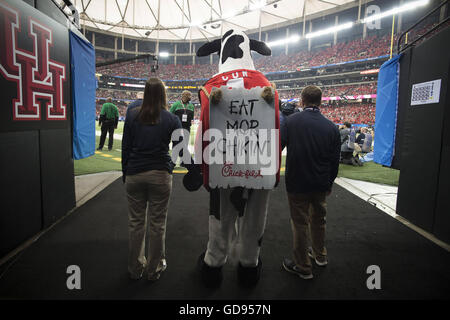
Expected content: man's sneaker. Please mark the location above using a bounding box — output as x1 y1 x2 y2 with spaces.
282 258 313 280
308 248 328 267
129 270 143 280
148 260 167 281
128 265 145 280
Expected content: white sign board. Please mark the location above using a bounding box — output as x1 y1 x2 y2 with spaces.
411 79 441 106
208 86 278 189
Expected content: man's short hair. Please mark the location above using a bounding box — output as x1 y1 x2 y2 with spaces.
344 122 351 128
181 91 192 98
301 85 322 107
106 97 112 103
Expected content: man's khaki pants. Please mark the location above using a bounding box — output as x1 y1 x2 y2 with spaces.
125 170 172 278
287 192 328 274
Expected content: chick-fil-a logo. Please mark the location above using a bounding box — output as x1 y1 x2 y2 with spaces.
221 163 263 179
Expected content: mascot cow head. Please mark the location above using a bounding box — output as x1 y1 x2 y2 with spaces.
196 29 271 74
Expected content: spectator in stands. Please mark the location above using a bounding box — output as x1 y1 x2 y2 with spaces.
280 85 341 280
122 78 182 281
97 98 119 151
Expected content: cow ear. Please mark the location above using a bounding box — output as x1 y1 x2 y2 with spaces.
250 39 271 56
196 39 221 57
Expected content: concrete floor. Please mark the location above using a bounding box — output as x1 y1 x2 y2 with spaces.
75 171 122 207
74 171 449 252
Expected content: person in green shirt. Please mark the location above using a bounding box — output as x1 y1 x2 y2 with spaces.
169 91 195 132
169 91 195 162
97 97 119 151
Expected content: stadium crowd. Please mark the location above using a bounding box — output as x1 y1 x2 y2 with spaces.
321 103 376 125
97 32 394 80
96 20 448 80
96 22 450 126
278 83 377 99
96 89 200 104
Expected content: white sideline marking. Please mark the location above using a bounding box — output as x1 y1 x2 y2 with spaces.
335 177 450 252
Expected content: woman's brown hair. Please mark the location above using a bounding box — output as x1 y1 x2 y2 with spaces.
138 77 167 125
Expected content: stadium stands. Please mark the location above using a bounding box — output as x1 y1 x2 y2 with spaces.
95 21 449 126
278 83 377 100
321 103 376 125
97 33 392 80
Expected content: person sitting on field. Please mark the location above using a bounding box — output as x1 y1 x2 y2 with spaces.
340 122 362 166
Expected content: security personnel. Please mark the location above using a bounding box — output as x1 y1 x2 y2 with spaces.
170 91 195 133
97 97 119 151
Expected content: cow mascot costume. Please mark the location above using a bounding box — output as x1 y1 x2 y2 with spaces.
185 29 281 287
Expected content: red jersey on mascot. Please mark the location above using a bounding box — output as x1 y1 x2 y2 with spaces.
191 29 281 288
197 30 281 187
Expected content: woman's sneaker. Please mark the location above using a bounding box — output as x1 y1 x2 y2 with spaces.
308 248 328 267
282 258 313 280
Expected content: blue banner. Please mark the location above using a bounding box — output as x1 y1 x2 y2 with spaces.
373 54 401 166
70 32 96 160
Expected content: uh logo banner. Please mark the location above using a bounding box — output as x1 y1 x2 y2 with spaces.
0 0 70 131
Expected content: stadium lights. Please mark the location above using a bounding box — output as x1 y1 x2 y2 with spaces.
249 0 266 10
305 22 354 39
159 52 169 57
267 34 300 47
362 0 429 23
222 10 238 19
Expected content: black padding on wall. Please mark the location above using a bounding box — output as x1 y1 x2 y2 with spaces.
434 147 450 243
433 67 450 243
396 27 450 234
40 129 75 227
0 131 42 257
391 48 413 170
0 0 76 258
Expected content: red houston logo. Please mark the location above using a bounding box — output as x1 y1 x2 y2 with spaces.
0 2 66 121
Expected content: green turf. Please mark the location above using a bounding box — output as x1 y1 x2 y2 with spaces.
95 121 124 135
74 136 122 175
281 156 398 186
76 126 399 186
95 121 193 142
337 162 399 186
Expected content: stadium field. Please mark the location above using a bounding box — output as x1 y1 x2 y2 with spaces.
75 132 399 186
96 121 124 135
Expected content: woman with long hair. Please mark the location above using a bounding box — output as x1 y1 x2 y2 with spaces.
122 77 182 281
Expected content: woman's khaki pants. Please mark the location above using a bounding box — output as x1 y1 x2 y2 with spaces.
125 170 172 278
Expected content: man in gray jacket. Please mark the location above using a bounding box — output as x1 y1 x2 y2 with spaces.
340 122 358 165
